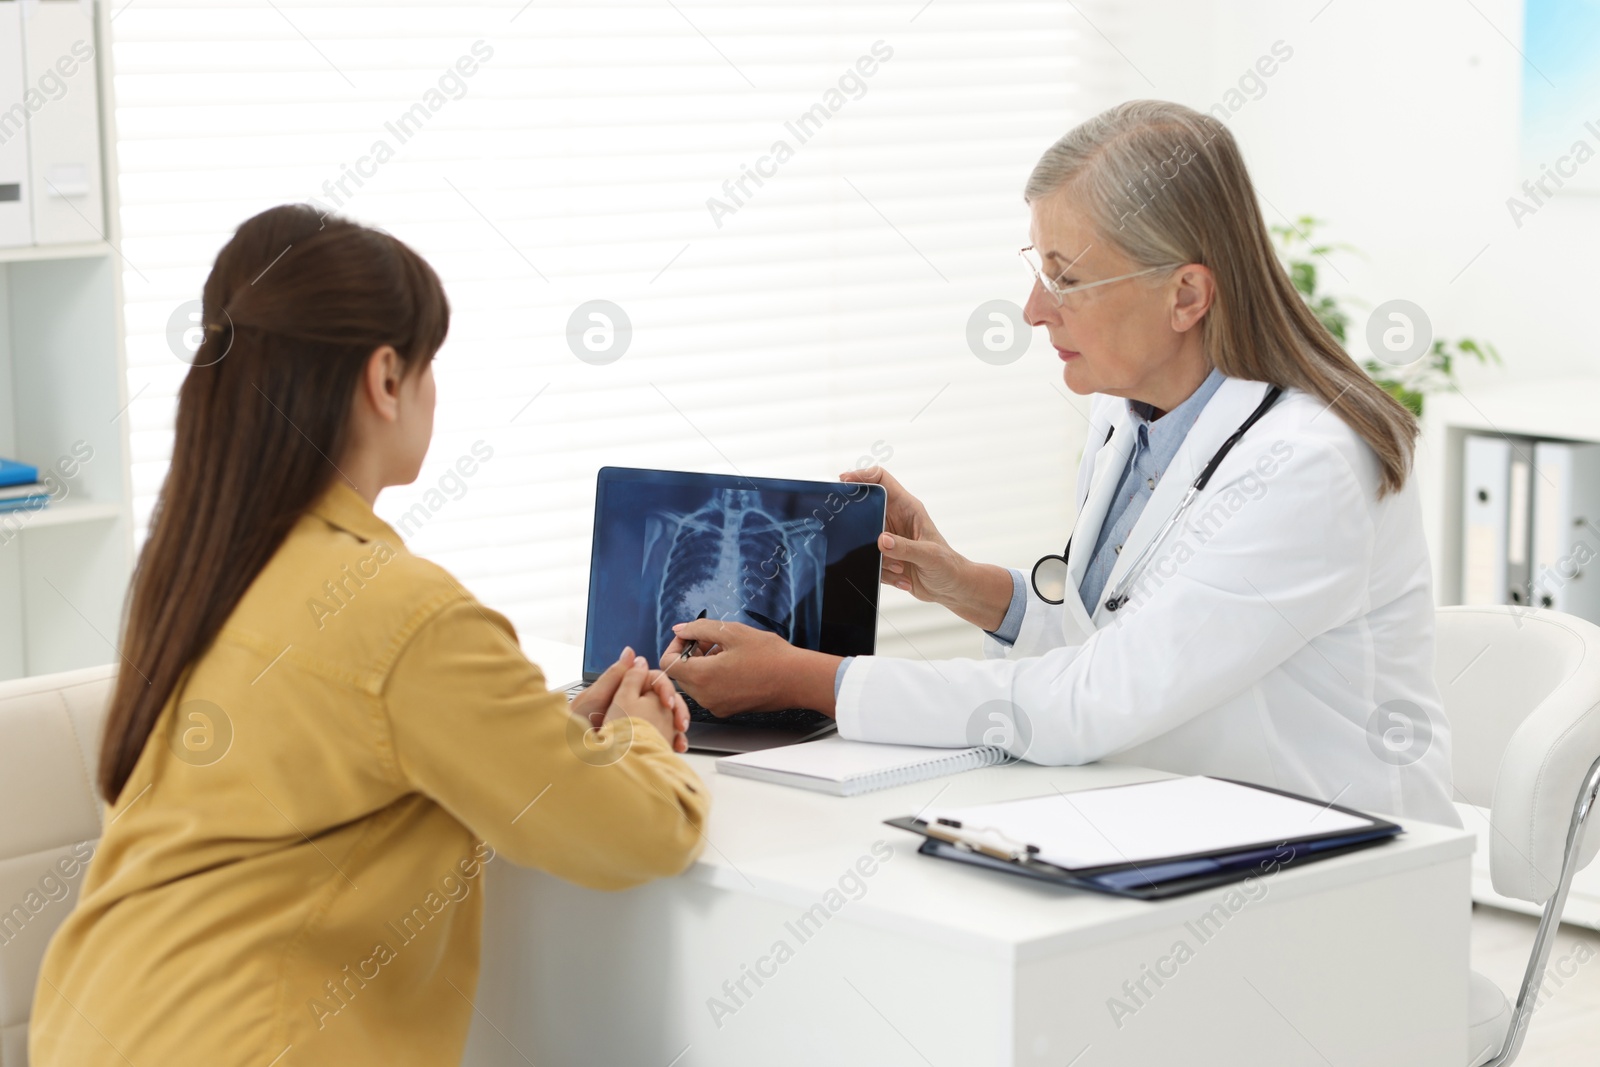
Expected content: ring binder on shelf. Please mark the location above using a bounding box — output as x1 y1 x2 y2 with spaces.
0 2 33 247
22 0 105 244
1461 433 1538 607
1531 440 1600 620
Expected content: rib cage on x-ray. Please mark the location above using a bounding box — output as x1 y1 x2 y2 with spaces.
640 489 825 659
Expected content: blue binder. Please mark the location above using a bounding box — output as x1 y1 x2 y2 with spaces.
0 458 39 489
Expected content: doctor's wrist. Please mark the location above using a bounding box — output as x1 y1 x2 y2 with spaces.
945 561 1013 633
778 648 842 718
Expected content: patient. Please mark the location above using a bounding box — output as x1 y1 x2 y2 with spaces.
30 204 706 1066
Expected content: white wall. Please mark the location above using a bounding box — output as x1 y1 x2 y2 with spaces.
108 2 1130 665
1112 0 1594 592
1130 0 1591 387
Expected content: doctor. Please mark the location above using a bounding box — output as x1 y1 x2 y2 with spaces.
663 100 1458 827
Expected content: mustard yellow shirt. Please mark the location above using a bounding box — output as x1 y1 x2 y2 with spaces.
31 480 708 1066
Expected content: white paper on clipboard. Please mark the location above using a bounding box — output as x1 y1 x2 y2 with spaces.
925 776 1372 871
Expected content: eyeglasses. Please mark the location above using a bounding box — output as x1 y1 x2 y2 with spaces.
1019 245 1168 307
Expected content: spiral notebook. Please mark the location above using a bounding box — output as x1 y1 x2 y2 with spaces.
716 736 1010 796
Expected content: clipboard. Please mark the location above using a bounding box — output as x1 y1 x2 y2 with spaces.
884 777 1404 901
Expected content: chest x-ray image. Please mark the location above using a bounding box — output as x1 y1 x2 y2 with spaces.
642 487 825 660
582 468 886 676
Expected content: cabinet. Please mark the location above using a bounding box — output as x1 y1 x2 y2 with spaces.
0 0 132 681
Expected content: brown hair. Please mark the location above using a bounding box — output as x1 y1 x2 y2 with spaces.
98 204 450 802
1025 100 1416 495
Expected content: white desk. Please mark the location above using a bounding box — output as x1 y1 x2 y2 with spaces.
462 639 1476 1067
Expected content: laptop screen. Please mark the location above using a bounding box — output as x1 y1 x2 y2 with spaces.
581 467 886 679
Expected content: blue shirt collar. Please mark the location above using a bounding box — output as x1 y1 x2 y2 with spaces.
1125 366 1226 464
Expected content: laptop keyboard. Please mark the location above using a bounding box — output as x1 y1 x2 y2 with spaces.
564 682 830 731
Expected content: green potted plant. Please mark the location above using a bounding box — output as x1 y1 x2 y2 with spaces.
1270 215 1499 417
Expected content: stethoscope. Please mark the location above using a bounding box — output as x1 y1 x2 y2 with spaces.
1031 385 1284 613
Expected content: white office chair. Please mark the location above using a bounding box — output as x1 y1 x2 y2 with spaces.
0 664 115 1067
1434 606 1600 1067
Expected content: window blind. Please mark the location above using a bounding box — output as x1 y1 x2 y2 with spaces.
112 0 1119 660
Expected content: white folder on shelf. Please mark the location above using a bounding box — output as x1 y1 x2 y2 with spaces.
0 2 34 248
22 0 104 245
1462 435 1510 605
1531 441 1600 622
1508 440 1534 606
1461 433 1537 607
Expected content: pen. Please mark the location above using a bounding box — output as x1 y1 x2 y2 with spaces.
743 607 785 635
917 818 1039 863
665 609 708 675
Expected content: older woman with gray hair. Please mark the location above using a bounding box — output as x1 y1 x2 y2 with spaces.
664 99 1458 828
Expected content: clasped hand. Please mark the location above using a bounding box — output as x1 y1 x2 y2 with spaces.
569 646 691 753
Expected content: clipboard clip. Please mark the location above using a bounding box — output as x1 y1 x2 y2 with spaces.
918 817 1040 863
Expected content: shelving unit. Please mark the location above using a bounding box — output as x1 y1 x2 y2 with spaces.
1418 375 1600 608
0 1 133 682
0 240 114 264
1419 377 1600 930
10 499 124 529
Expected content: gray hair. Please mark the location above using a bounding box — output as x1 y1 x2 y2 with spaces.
1022 100 1418 497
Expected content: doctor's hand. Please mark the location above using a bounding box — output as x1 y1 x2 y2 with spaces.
660 619 842 718
571 646 690 753
839 465 1014 632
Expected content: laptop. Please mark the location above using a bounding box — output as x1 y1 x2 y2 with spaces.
562 466 887 754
